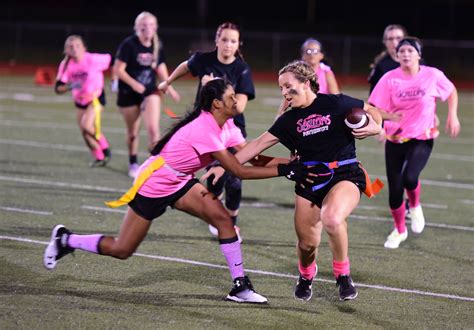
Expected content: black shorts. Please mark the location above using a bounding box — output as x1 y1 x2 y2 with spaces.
295 164 366 208
75 90 106 109
128 179 199 221
117 87 160 107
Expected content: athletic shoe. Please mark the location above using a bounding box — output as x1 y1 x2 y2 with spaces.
294 274 313 301
128 163 139 179
384 228 408 249
226 276 268 304
208 225 242 243
89 159 107 167
103 148 111 164
405 198 411 219
336 274 358 301
410 205 425 234
43 224 75 270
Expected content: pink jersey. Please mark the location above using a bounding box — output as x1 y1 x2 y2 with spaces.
368 66 454 143
57 52 111 106
138 111 245 198
315 62 333 94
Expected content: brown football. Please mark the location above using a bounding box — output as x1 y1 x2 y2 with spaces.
344 107 369 129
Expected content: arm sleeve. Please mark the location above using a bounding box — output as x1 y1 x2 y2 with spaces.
235 64 255 100
368 75 391 110
187 52 203 77
226 124 246 147
92 53 112 71
434 68 455 101
340 94 364 113
115 40 132 63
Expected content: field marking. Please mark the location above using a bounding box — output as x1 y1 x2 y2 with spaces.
0 174 472 231
0 234 472 303
81 204 474 232
0 206 52 216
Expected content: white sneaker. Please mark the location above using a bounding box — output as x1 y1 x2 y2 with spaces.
43 224 74 269
410 205 425 234
208 225 242 243
128 163 139 179
384 228 408 249
226 276 268 304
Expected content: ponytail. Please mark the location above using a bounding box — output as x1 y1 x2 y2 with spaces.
151 78 231 155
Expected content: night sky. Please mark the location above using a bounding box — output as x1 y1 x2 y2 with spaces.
2 0 473 40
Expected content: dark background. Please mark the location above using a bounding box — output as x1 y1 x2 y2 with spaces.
2 0 473 40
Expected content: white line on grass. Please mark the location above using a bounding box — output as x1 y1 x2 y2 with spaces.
0 234 472 302
0 206 52 216
82 204 474 232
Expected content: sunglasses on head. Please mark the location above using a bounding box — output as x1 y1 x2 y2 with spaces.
304 48 320 55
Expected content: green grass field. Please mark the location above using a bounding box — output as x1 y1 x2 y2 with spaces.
1 75 473 328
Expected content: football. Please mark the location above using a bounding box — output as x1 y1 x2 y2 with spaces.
344 107 369 129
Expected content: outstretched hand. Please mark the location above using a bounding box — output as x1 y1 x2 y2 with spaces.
277 160 319 189
200 165 225 185
352 113 382 139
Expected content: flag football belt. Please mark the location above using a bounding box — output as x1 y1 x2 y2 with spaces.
303 158 384 198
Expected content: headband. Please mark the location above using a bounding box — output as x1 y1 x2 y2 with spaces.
396 38 422 55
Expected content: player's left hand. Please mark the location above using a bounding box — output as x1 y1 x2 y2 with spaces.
446 116 461 138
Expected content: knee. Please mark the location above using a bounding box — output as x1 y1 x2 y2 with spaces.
321 212 344 234
403 174 418 191
110 247 135 260
226 176 242 192
127 132 138 143
298 239 319 254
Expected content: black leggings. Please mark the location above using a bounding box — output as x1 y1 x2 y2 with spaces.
385 139 433 209
207 171 242 211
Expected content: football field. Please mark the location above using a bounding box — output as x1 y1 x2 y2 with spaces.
1 75 473 328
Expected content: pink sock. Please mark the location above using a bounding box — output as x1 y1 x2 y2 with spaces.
333 259 350 279
67 234 103 254
406 181 421 208
98 135 109 150
298 260 317 280
219 240 244 280
391 203 407 233
92 148 105 161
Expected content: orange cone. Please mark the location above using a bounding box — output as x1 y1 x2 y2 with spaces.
34 67 55 86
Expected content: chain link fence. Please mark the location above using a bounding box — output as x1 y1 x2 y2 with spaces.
2 22 473 80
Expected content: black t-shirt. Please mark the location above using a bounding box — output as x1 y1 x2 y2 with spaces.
187 50 255 135
268 94 364 162
368 54 399 94
115 35 166 94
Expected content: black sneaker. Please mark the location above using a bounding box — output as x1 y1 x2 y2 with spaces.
43 225 75 270
405 198 411 218
89 159 107 167
336 274 358 301
103 148 111 164
294 274 313 301
226 276 268 304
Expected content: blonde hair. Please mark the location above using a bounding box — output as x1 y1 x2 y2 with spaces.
60 35 85 76
134 11 160 69
279 60 319 93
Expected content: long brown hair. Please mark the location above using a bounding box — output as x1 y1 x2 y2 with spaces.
215 22 244 60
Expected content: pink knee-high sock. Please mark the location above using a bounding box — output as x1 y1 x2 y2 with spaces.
68 234 104 254
91 148 105 160
406 181 421 208
98 135 109 150
219 239 244 280
298 260 317 280
391 203 407 234
333 259 350 279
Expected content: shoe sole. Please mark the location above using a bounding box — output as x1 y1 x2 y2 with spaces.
43 224 65 270
294 291 313 301
340 291 358 301
225 295 268 304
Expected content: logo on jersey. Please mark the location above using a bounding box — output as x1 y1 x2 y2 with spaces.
70 71 88 82
137 53 154 66
297 114 331 137
396 87 426 100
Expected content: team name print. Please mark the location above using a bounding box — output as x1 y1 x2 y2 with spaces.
137 53 154 66
297 114 331 137
396 87 426 100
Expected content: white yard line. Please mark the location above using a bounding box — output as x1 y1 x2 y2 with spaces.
0 234 472 302
0 206 52 216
